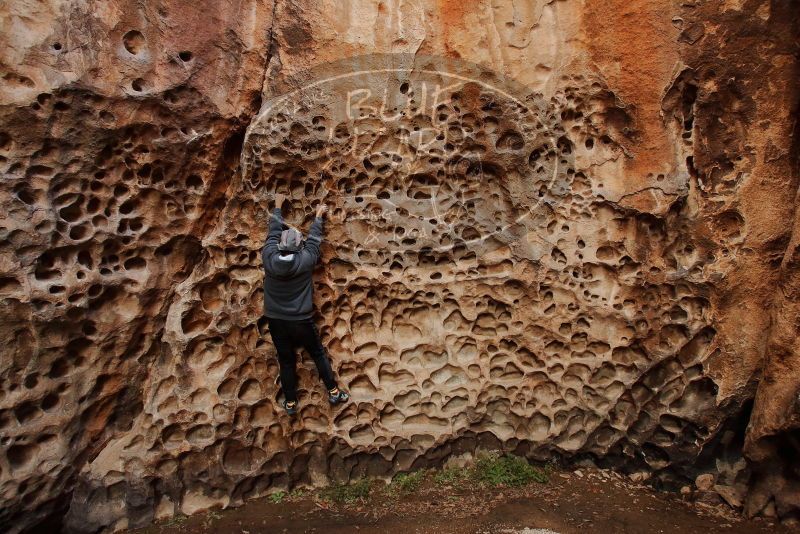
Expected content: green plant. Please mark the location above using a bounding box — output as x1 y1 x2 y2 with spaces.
322 478 371 503
433 466 469 486
390 469 428 495
269 490 286 504
472 452 547 487
543 460 557 475
163 514 187 526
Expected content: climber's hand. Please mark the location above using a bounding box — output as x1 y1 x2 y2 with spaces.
274 193 286 209
316 204 329 218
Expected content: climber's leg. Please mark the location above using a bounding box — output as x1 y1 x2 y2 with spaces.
297 319 338 391
268 318 299 404
297 319 350 405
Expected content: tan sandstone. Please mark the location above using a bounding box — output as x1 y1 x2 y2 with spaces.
0 1 797 532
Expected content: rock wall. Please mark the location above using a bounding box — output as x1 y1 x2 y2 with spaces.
0 0 797 532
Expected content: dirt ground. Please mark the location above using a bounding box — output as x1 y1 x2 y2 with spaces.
138 466 796 534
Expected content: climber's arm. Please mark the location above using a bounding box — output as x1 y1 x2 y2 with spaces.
300 203 327 268
264 193 286 257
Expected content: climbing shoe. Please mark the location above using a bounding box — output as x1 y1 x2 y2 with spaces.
282 399 298 416
328 387 350 405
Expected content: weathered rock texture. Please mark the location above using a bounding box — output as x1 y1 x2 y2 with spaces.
0 0 797 532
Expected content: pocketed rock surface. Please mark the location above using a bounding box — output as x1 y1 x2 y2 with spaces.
0 1 798 532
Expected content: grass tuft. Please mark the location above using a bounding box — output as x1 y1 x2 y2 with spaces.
473 452 548 487
390 469 429 495
268 491 286 504
316 453 546 506
433 465 470 486
322 478 371 503
163 514 187 526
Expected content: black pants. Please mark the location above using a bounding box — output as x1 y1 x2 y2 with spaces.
267 317 337 403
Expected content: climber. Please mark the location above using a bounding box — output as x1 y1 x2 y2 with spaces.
261 193 350 416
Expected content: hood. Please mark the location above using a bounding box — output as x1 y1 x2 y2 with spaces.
269 253 299 279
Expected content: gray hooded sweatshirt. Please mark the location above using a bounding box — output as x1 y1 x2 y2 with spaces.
262 208 324 320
